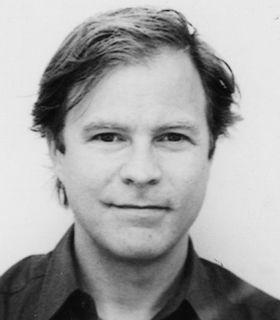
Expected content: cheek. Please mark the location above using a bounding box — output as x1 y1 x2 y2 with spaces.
59 151 119 201
170 160 210 209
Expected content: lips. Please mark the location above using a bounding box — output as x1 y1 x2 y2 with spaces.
103 202 171 211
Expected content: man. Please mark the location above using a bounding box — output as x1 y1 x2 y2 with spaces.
0 6 279 320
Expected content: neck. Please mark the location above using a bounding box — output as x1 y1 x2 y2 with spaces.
74 225 189 320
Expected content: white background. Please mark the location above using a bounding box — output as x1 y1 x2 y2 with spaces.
0 0 280 298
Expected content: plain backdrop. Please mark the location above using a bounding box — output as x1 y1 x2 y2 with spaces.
0 0 280 298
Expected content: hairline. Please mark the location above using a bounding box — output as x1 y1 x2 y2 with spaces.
54 47 214 156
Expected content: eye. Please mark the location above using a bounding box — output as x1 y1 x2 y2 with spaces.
157 133 188 142
91 133 124 142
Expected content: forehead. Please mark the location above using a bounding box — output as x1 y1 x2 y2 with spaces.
65 49 207 129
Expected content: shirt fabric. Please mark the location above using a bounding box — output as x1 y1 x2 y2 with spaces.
1 226 280 320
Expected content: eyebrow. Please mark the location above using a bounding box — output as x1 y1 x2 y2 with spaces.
82 120 200 136
83 121 130 134
152 122 200 135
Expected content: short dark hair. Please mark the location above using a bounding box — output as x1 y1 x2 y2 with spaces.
32 6 240 205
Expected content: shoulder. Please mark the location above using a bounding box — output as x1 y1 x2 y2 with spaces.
200 258 280 319
0 254 49 292
0 253 51 320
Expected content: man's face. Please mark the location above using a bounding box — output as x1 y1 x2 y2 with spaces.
51 50 212 261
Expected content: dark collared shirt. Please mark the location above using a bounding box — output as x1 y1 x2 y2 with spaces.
1 226 280 320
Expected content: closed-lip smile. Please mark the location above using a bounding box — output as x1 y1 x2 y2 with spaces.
104 203 171 211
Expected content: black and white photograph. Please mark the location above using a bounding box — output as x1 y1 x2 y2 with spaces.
0 0 280 319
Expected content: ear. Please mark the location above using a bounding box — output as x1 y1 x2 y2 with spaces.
46 131 65 181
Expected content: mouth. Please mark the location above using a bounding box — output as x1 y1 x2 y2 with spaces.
103 203 171 211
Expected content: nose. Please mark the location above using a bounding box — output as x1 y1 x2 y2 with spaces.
120 143 162 188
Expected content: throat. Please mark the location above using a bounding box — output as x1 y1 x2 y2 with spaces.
73 222 189 320
76 248 187 320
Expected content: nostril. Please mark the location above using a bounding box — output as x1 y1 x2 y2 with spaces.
123 178 134 185
149 178 158 186
122 177 159 188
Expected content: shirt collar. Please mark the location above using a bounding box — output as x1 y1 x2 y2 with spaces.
35 227 220 320
153 239 219 320
36 225 79 320
183 240 219 320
